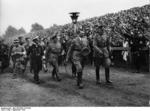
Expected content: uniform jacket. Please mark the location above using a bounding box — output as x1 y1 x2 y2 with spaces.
46 40 62 63
66 37 84 61
93 33 111 58
27 43 44 59
11 45 26 59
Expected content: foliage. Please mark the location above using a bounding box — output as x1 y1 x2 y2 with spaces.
3 26 18 38
30 23 44 32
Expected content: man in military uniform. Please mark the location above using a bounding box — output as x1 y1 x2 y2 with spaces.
46 33 62 81
66 31 90 89
93 25 112 84
18 36 24 46
131 39 144 73
11 39 26 78
24 37 31 73
27 36 44 84
63 37 77 77
40 38 48 72
0 39 9 73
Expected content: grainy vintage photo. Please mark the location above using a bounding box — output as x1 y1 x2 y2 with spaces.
0 0 150 108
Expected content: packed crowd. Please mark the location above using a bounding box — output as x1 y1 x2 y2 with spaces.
21 4 150 47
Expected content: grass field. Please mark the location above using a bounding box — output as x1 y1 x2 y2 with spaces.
0 65 150 106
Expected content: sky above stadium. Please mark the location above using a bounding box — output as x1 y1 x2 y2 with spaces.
0 0 149 35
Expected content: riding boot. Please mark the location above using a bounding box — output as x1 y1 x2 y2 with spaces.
77 72 83 89
72 64 76 77
1 68 4 73
105 68 112 83
53 66 61 81
43 64 48 72
77 72 80 86
55 73 61 81
96 66 100 84
34 70 40 84
55 67 61 82
52 68 55 79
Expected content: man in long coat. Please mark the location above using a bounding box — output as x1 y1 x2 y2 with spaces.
27 36 44 84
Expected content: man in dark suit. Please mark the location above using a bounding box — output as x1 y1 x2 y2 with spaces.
27 36 44 84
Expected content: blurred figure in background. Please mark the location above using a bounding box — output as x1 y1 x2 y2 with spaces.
11 39 26 78
131 39 144 73
0 38 9 73
122 38 129 63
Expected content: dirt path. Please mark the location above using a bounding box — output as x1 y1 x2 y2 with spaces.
0 66 150 106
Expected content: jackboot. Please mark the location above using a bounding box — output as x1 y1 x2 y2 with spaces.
55 73 61 82
96 66 101 84
72 64 76 77
52 68 56 79
105 68 112 84
34 71 40 84
77 72 83 89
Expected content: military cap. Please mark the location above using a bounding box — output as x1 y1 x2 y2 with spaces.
51 32 58 39
25 37 30 40
94 24 103 29
14 39 19 43
32 36 39 41
18 36 23 39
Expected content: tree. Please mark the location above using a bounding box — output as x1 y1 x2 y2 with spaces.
0 36 2 40
17 27 26 35
3 26 18 38
30 23 44 32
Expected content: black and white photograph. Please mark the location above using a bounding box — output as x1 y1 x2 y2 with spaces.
0 0 150 109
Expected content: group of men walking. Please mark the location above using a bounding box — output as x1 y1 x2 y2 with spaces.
0 25 112 89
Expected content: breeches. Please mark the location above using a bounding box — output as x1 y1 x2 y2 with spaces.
94 57 111 68
72 59 84 73
50 61 59 75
